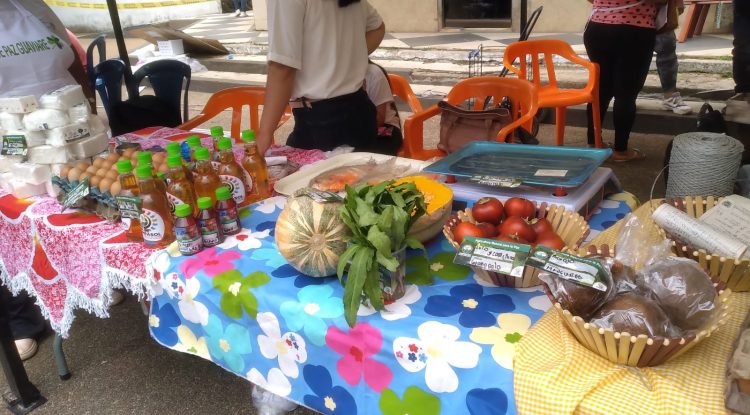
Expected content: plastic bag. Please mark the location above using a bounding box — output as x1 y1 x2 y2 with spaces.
614 214 673 270
589 292 676 337
309 159 378 192
538 256 616 320
251 385 298 415
638 256 717 332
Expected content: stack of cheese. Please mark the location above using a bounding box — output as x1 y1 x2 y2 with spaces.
0 85 109 199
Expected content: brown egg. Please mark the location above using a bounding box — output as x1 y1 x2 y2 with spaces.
105 170 119 180
67 168 82 182
152 152 165 164
109 181 121 196
101 160 113 170
85 166 98 176
99 178 113 194
59 165 71 179
92 158 104 168
158 163 169 174
96 168 108 178
107 153 120 162
89 175 101 188
80 172 92 182
122 148 136 158
75 161 90 171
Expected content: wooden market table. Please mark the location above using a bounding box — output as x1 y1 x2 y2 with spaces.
678 0 733 43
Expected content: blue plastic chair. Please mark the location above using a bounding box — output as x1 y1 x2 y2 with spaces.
86 35 106 91
93 59 126 119
131 60 192 122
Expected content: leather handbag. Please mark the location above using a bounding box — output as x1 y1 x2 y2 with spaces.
437 101 512 154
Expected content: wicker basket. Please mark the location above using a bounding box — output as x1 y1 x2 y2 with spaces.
443 202 590 288
656 196 750 292
544 245 732 367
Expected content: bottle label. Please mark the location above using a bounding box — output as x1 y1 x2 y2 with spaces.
219 174 246 204
218 208 240 234
175 223 203 255
140 208 167 244
198 217 222 246
211 161 221 171
166 192 186 215
243 169 255 194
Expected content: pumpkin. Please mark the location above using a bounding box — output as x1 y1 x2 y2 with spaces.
394 175 453 242
275 188 352 277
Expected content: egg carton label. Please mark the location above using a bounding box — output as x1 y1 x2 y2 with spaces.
115 195 142 220
1 134 28 156
527 246 608 291
454 236 530 277
61 176 90 212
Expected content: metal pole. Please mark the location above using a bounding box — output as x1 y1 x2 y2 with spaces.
520 0 528 34
105 0 134 90
0 289 46 413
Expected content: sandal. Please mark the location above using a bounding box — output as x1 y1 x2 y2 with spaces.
588 142 614 149
610 148 646 162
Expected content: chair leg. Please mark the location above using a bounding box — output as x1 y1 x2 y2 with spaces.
555 107 566 146
53 335 71 381
592 99 603 149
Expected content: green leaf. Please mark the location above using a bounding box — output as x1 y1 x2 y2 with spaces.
390 189 405 208
337 244 360 278
220 293 243 319
367 226 392 256
244 271 271 288
376 205 394 233
363 265 384 311
343 246 373 327
339 209 366 239
239 290 259 318
376 250 399 272
355 198 379 227
404 237 425 252
405 255 433 285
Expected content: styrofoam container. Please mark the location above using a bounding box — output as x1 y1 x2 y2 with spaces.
22 109 69 131
0 112 24 130
28 145 71 164
66 132 107 159
11 163 51 185
47 120 90 144
40 85 86 111
0 96 38 114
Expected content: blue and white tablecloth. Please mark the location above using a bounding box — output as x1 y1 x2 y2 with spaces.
146 195 633 414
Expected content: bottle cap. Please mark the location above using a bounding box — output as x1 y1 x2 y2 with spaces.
166 154 183 168
185 135 201 148
194 147 210 161
210 126 224 137
116 159 133 174
157 172 167 181
135 165 153 179
217 137 233 151
215 186 232 201
197 197 213 210
175 203 192 218
165 142 181 155
136 151 153 166
241 129 256 142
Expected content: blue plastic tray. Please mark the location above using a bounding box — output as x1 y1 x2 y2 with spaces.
423 142 612 188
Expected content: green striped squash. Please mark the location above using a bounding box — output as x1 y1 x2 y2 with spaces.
275 188 352 277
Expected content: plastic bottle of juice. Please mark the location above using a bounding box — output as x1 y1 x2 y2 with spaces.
216 137 250 206
185 135 202 163
136 151 167 195
215 186 241 236
167 141 193 181
240 129 270 203
173 204 203 256
116 159 143 243
135 165 175 248
166 154 198 217
196 196 223 247
210 126 225 155
192 147 222 204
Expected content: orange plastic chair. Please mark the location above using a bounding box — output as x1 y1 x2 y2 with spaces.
178 86 291 141
388 73 423 114
402 77 539 161
503 39 602 148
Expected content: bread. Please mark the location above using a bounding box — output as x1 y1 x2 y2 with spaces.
590 292 673 337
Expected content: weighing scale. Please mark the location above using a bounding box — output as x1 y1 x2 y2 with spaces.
423 142 618 218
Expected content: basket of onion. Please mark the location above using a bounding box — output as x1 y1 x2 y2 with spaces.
443 197 590 288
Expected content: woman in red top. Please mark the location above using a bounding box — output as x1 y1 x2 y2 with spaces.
585 0 666 162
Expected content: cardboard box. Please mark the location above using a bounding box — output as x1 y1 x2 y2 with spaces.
157 39 185 56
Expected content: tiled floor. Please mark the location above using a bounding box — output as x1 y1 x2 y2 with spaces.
182 12 733 56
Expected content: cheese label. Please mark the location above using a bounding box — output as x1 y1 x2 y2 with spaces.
1 134 28 156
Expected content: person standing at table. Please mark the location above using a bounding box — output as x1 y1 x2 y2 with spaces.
584 0 664 162
655 0 692 115
233 0 249 17
0 0 94 360
256 0 386 155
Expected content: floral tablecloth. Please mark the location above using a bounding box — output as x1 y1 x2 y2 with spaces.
146 195 632 414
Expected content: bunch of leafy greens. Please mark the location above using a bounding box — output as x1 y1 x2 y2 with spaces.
337 180 427 327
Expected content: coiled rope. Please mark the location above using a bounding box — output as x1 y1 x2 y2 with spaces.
666 132 744 198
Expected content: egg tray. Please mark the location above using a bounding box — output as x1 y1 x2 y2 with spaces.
543 245 731 368
52 175 121 222
443 203 590 288
655 196 750 292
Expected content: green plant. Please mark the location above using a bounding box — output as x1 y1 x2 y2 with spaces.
337 180 427 327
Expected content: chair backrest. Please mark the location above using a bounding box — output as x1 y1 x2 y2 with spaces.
93 59 126 119
86 35 106 90
131 60 192 122
387 73 423 114
445 76 538 123
503 39 582 92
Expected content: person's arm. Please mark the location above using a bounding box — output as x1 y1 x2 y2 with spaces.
258 61 296 155
375 103 387 126
366 23 385 54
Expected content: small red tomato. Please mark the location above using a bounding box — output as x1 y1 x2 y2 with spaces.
477 222 499 238
530 218 554 235
499 216 536 242
452 222 485 244
535 231 566 250
495 234 530 245
504 197 536 220
471 197 504 225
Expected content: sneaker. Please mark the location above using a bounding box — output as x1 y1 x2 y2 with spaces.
233 9 241 17
240 11 248 17
662 93 692 115
724 93 750 124
15 338 38 361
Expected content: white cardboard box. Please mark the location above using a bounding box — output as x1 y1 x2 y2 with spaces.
157 40 184 56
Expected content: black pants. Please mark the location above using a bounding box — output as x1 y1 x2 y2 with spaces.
287 89 379 152
584 22 656 152
0 285 45 340
735 0 750 93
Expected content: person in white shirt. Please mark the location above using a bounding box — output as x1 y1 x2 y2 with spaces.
363 62 402 155
257 0 386 154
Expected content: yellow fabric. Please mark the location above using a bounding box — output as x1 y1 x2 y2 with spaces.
514 200 750 415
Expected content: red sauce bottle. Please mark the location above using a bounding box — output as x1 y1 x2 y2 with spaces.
173 203 203 256
196 196 224 247
215 186 241 236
